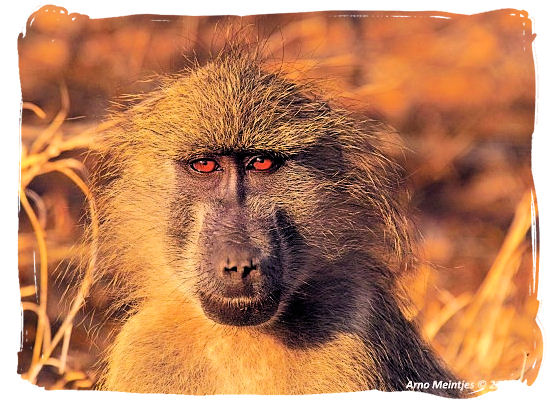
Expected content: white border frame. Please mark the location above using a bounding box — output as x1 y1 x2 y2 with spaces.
2 1 548 401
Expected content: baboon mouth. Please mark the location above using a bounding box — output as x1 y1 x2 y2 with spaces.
198 289 281 326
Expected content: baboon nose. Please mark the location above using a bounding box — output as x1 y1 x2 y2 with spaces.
215 249 261 283
222 257 260 280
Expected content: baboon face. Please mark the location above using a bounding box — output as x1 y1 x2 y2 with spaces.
161 62 335 327
108 54 405 328
174 152 290 326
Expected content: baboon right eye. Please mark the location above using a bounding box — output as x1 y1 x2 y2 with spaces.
190 158 219 173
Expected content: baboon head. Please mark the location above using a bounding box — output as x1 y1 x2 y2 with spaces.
94 48 412 329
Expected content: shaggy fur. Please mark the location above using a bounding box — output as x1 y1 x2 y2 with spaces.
89 46 461 397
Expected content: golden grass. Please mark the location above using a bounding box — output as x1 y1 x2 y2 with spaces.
19 92 102 387
418 191 540 394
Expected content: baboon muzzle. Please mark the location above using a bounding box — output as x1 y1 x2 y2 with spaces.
192 203 287 326
197 227 284 326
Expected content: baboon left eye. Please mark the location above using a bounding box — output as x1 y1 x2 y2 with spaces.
190 158 219 173
247 156 274 172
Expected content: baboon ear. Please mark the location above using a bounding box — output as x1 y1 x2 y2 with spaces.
346 121 416 276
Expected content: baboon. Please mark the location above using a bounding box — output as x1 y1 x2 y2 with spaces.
90 45 462 397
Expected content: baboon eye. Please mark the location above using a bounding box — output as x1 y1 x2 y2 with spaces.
247 156 274 172
190 158 219 173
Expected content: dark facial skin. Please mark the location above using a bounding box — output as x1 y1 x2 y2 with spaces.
178 152 288 326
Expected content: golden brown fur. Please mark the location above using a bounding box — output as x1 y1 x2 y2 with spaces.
103 298 377 394
89 44 461 396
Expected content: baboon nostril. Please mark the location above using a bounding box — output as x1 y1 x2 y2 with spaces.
241 261 258 279
224 266 238 274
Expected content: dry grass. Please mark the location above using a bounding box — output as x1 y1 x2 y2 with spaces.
417 191 540 394
19 93 105 388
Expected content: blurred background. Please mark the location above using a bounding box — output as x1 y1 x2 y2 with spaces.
17 5 540 393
